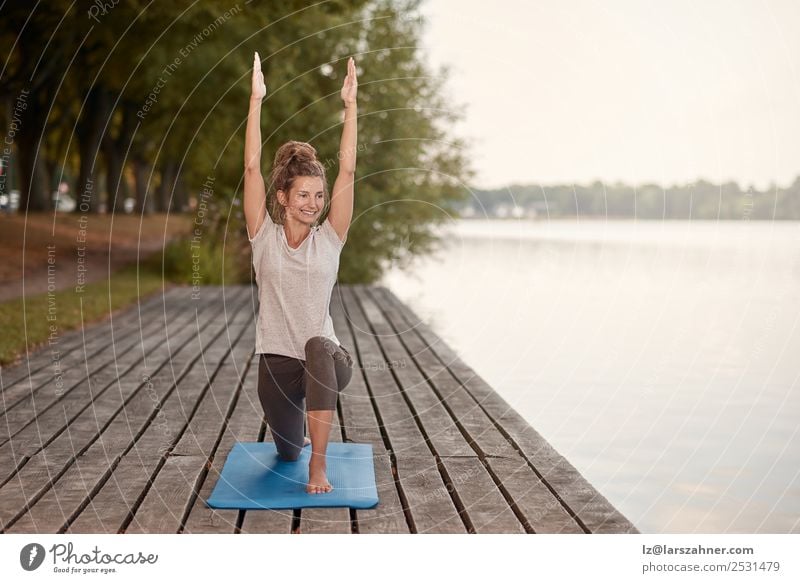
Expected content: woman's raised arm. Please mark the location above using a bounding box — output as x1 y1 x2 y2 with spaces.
328 57 358 244
244 51 268 240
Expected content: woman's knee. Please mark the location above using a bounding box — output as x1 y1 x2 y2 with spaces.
335 357 353 390
277 447 301 462
304 335 336 360
271 429 304 462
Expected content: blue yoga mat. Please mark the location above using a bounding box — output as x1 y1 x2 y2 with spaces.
206 441 379 510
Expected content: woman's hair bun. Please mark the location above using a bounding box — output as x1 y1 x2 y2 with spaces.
278 141 317 165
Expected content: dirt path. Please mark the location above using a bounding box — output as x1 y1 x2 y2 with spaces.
0 212 192 302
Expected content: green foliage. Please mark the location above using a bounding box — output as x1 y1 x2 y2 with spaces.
1 0 473 283
146 234 248 285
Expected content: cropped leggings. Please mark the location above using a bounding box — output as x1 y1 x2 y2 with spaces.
257 336 354 461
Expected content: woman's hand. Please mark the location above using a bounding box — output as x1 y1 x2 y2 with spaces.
244 52 267 239
340 56 358 105
251 51 266 100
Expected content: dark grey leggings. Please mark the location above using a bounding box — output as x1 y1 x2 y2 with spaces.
257 336 354 461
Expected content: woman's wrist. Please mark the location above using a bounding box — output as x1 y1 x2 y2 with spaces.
343 100 357 109
250 95 264 104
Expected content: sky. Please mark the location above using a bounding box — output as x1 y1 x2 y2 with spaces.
418 0 800 190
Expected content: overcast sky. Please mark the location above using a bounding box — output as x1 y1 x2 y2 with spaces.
418 0 800 190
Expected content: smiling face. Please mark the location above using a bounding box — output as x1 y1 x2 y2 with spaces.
277 175 325 226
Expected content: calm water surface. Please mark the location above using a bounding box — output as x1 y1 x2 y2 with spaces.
380 219 800 533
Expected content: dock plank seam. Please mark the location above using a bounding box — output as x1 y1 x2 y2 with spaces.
0 287 236 533
374 285 639 534
337 287 416 534
0 288 182 417
61 288 250 533
0 298 203 493
348 287 474 534
372 285 590 532
117 293 253 533
362 285 535 533
0 299 197 451
122 314 253 534
178 347 256 533
20 287 246 533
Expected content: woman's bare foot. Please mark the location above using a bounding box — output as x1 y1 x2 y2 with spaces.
306 454 332 494
303 436 311 447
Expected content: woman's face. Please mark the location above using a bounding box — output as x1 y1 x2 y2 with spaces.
278 176 325 226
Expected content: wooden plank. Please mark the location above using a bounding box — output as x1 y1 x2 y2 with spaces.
342 287 466 532
349 286 483 532
395 456 466 533
351 286 473 458
125 311 256 533
376 286 639 534
1 288 249 533
297 285 408 534
2 287 246 533
0 292 212 487
365 285 519 459
0 302 197 472
354 454 410 533
339 288 429 457
0 301 213 507
486 456 582 533
330 287 409 533
0 298 171 420
439 456 524 533
82 317 252 534
329 287 386 452
362 285 555 533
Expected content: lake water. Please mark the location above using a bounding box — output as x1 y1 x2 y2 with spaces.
380 219 800 533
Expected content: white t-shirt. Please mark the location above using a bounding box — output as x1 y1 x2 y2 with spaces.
249 214 344 360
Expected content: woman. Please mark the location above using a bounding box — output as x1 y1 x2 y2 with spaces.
243 52 358 494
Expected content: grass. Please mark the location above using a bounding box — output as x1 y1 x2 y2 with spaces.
0 260 172 367
0 232 251 367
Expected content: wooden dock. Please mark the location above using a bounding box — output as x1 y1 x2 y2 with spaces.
0 284 638 534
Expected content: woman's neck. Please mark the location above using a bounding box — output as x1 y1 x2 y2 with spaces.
283 217 312 248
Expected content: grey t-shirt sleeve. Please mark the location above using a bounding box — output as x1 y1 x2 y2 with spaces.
319 217 345 251
248 213 274 244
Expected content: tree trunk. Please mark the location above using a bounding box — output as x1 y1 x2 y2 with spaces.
15 91 51 212
105 103 138 214
132 156 154 214
75 86 109 213
157 161 177 212
104 136 128 213
17 133 50 212
174 172 188 212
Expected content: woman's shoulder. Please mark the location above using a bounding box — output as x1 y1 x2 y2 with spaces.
317 217 345 251
248 214 278 244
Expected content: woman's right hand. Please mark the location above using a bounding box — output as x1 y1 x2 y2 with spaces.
251 51 267 100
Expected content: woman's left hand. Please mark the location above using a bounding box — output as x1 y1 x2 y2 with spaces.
340 56 358 105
